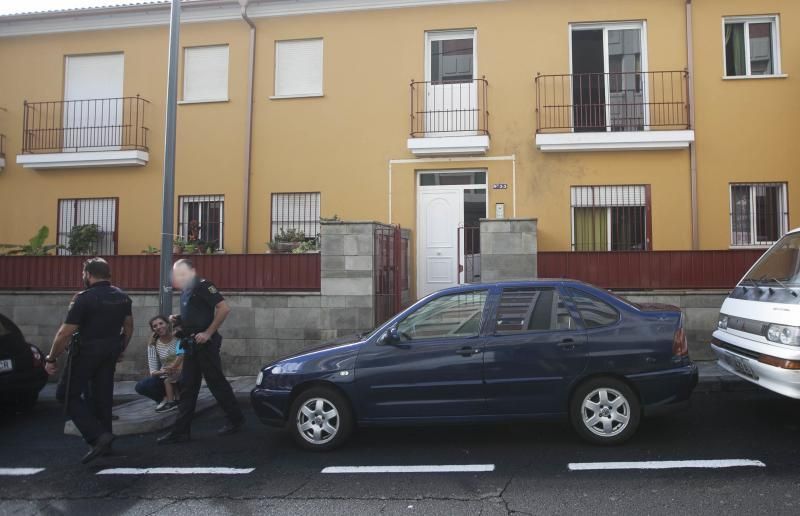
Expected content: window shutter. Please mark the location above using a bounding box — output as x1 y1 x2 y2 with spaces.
571 185 646 207
275 39 323 97
183 45 229 102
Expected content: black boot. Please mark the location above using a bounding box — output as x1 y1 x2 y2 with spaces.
157 431 191 445
217 418 244 436
81 433 115 464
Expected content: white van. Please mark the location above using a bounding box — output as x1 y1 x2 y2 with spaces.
712 228 800 398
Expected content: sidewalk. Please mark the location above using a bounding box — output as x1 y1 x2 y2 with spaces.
44 362 748 437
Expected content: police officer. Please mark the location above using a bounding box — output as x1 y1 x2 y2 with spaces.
157 258 244 444
45 258 133 464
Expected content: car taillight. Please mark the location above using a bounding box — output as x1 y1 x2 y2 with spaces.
30 346 42 367
673 326 688 357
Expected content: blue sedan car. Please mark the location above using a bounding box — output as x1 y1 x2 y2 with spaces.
251 280 698 451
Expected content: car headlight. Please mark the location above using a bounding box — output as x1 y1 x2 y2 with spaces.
766 324 800 346
256 371 264 387
718 314 729 330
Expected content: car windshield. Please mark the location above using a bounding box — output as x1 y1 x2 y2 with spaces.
742 232 800 287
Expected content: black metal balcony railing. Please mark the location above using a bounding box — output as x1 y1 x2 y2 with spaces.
22 96 150 154
410 78 489 137
535 70 689 133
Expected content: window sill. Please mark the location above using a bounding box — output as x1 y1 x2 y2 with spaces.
177 98 230 105
729 244 774 250
269 93 324 100
722 74 788 81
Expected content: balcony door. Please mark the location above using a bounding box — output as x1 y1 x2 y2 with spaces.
424 30 477 136
63 53 124 152
570 23 647 132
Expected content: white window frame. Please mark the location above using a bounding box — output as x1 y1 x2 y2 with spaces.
424 29 478 83
181 44 230 104
721 15 783 78
272 38 324 99
728 183 788 248
568 21 649 132
178 195 225 250
569 185 648 251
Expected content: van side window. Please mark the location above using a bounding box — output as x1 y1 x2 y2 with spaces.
568 289 620 328
495 288 576 333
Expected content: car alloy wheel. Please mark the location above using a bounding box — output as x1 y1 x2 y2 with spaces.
296 397 339 445
581 387 631 438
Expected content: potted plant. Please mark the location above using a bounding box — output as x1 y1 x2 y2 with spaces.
141 245 160 255
66 224 100 255
0 226 61 256
173 238 186 255
267 228 306 253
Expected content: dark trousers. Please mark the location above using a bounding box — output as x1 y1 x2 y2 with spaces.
61 351 117 444
172 334 243 435
135 376 167 403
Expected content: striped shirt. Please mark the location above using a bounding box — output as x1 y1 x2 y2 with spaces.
147 338 181 374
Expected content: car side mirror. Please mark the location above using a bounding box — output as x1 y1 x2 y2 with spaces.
382 325 401 345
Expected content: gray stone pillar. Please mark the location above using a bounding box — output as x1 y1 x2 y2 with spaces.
320 221 377 339
480 218 538 282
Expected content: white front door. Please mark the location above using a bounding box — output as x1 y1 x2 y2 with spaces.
64 53 125 151
418 188 464 298
425 30 477 135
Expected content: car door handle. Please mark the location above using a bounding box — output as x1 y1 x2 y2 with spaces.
557 338 577 350
456 346 481 357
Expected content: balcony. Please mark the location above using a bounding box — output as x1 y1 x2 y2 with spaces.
534 71 694 152
0 134 5 170
16 96 150 169
407 78 490 156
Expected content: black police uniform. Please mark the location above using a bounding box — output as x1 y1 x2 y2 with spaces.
172 278 243 435
61 281 131 444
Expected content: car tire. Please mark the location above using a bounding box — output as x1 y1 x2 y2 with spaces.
570 377 641 445
15 391 39 414
288 386 353 452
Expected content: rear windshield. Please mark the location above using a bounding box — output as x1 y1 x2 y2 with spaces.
743 232 800 287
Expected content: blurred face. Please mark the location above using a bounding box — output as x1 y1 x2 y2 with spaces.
150 318 170 337
172 262 196 290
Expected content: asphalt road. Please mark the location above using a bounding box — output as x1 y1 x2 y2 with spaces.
2 388 800 515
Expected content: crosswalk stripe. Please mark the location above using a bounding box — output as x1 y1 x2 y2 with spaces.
0 468 45 476
321 464 495 474
568 459 766 471
97 467 255 475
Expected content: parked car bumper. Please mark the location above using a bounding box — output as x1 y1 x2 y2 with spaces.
627 363 698 416
0 367 48 400
712 341 800 399
250 387 292 427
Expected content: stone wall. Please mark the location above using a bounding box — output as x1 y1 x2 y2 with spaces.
480 218 538 282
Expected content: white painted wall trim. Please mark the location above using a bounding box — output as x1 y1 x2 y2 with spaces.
0 0 506 37
536 130 695 152
407 135 490 156
16 150 149 169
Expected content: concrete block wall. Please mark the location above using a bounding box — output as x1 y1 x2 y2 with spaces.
480 218 538 282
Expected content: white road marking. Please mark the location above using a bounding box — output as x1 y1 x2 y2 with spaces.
0 468 45 476
321 464 495 474
96 467 255 475
568 459 766 471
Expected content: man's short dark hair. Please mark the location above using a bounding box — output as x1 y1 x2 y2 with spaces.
174 258 195 270
84 257 111 279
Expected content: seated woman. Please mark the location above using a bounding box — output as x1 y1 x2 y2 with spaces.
134 315 184 413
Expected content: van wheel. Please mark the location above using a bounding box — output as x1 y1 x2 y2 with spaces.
288 387 353 452
570 377 640 445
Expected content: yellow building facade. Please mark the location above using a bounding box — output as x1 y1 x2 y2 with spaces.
0 0 796 295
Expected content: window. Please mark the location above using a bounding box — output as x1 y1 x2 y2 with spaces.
429 32 474 84
495 288 576 334
571 22 646 131
178 195 224 251
57 198 117 255
274 38 323 97
724 16 780 77
730 183 788 246
270 192 320 240
571 185 650 251
568 289 619 328
397 290 487 340
183 45 229 102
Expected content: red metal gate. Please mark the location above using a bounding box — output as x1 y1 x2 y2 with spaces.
374 224 407 326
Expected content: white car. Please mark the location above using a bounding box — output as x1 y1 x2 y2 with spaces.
712 228 800 398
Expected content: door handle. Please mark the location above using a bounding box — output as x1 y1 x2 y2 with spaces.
557 338 576 350
456 346 481 357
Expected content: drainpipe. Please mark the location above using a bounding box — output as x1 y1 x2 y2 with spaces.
686 0 699 250
239 0 256 253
